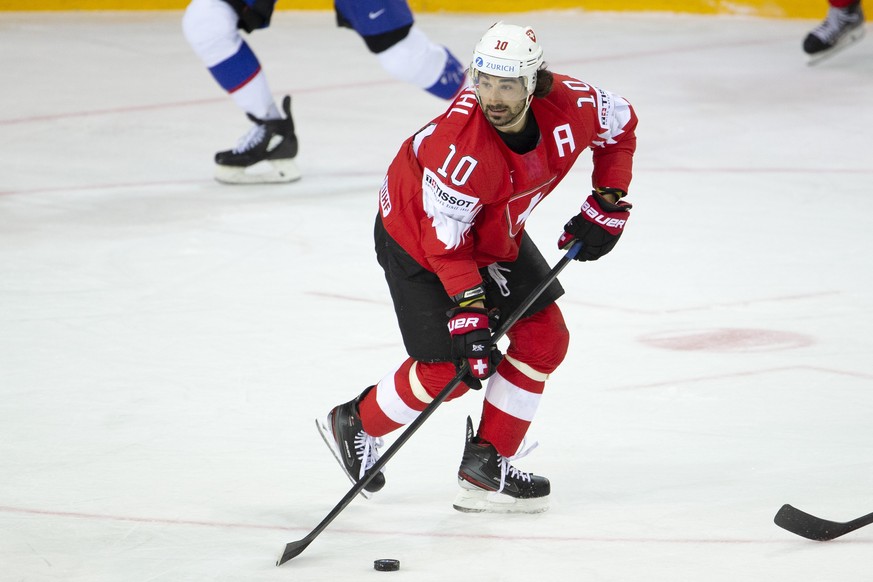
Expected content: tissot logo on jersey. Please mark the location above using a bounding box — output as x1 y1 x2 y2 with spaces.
424 174 476 209
596 87 614 131
421 169 481 250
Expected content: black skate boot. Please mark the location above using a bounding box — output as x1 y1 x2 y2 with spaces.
454 416 550 513
316 387 386 499
214 95 301 184
803 0 865 63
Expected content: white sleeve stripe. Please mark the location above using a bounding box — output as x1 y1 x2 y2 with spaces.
484 372 542 422
412 123 437 156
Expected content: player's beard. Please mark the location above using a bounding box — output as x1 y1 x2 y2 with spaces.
483 99 527 131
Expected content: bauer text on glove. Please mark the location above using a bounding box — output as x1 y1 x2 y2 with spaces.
558 190 632 261
447 307 502 388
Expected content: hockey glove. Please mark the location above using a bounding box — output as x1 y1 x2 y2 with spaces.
447 307 502 389
237 0 275 32
558 189 632 261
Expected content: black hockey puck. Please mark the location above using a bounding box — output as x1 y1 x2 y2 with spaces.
374 559 400 571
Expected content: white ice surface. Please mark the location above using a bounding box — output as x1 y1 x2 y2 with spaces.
1 9 872 582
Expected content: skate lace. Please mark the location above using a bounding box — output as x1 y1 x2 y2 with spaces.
232 123 267 154
812 7 860 43
354 430 384 479
496 440 539 493
487 263 511 297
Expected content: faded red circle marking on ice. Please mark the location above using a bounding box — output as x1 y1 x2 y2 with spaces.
638 328 814 352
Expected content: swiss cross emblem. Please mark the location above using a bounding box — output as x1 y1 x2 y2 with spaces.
504 177 556 237
506 191 544 237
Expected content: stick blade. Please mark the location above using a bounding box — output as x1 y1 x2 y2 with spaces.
774 504 840 541
276 539 310 566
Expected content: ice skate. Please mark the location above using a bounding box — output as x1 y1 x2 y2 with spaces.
214 95 301 184
453 416 550 514
316 387 385 499
803 1 865 64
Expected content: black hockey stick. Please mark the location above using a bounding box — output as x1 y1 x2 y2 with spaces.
276 241 584 565
774 504 873 541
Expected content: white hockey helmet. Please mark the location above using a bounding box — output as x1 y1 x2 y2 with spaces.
471 22 544 97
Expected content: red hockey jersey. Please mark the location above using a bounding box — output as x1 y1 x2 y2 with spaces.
378 72 637 298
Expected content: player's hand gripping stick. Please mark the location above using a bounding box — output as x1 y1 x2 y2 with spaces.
558 190 632 261
447 307 501 389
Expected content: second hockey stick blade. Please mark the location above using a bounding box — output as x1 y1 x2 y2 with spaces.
774 504 873 541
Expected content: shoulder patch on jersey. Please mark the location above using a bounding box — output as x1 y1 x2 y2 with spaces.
593 87 632 146
412 123 437 156
595 87 614 131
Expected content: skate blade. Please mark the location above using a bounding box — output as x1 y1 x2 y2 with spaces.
452 488 550 514
807 26 866 65
214 158 302 184
315 416 373 500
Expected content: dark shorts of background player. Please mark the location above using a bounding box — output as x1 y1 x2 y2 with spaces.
374 213 565 363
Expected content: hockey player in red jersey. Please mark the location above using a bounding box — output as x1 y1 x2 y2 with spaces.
317 22 637 513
